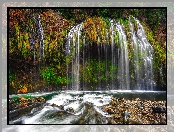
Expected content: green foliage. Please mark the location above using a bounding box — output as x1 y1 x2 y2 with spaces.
9 71 16 86
96 9 110 18
41 67 70 86
58 9 73 20
8 8 166 93
81 59 118 85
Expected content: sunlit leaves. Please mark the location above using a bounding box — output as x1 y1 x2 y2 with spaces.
84 17 108 44
17 85 27 94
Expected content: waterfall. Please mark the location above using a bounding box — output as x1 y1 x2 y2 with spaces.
66 17 154 91
116 22 130 90
110 20 130 90
30 14 45 89
110 20 115 90
129 17 154 90
66 23 83 90
37 15 44 60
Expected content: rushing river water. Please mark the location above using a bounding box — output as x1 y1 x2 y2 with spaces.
7 91 166 125
3 91 174 132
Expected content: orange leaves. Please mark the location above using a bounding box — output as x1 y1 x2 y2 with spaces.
40 10 70 49
9 9 25 29
84 17 108 43
84 17 98 42
41 11 49 18
41 10 70 33
17 85 27 94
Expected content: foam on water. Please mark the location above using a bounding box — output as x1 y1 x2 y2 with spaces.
83 93 112 106
10 92 113 124
7 90 166 126
94 106 111 118
24 106 57 124
64 100 80 111
47 93 73 106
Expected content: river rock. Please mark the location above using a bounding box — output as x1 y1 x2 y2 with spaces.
128 118 143 124
66 107 74 113
108 118 117 124
110 100 116 105
59 105 64 110
150 120 158 124
51 103 57 107
114 113 121 119
152 105 166 113
142 110 148 115
160 115 166 124
104 106 114 114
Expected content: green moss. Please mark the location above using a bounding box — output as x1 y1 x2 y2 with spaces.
8 9 166 92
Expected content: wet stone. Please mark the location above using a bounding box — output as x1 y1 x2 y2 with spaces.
152 105 166 113
104 97 166 124
128 118 143 124
108 118 117 124
122 112 130 118
66 107 74 113
160 115 166 124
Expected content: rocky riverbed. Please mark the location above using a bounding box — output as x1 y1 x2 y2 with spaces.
103 97 166 124
8 93 167 124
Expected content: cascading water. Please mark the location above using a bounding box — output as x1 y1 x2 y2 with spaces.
29 14 45 89
116 22 130 90
30 14 44 60
129 17 154 90
7 8 167 127
65 17 154 91
66 23 83 90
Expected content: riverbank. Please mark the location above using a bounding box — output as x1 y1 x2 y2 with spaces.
104 97 166 124
8 91 166 124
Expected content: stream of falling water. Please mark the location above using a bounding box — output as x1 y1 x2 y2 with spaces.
129 17 154 90
66 23 83 90
116 22 130 90
66 17 154 91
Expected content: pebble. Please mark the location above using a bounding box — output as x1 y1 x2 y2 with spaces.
160 115 166 124
110 100 115 105
103 97 166 124
108 118 117 124
152 105 166 113
51 103 57 107
128 118 143 124
66 107 74 113
114 113 121 119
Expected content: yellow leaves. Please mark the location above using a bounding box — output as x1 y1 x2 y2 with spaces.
26 42 30 50
23 85 27 93
49 42 54 51
84 17 108 43
9 49 13 54
16 32 30 55
56 63 61 70
58 52 60 57
11 81 15 87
